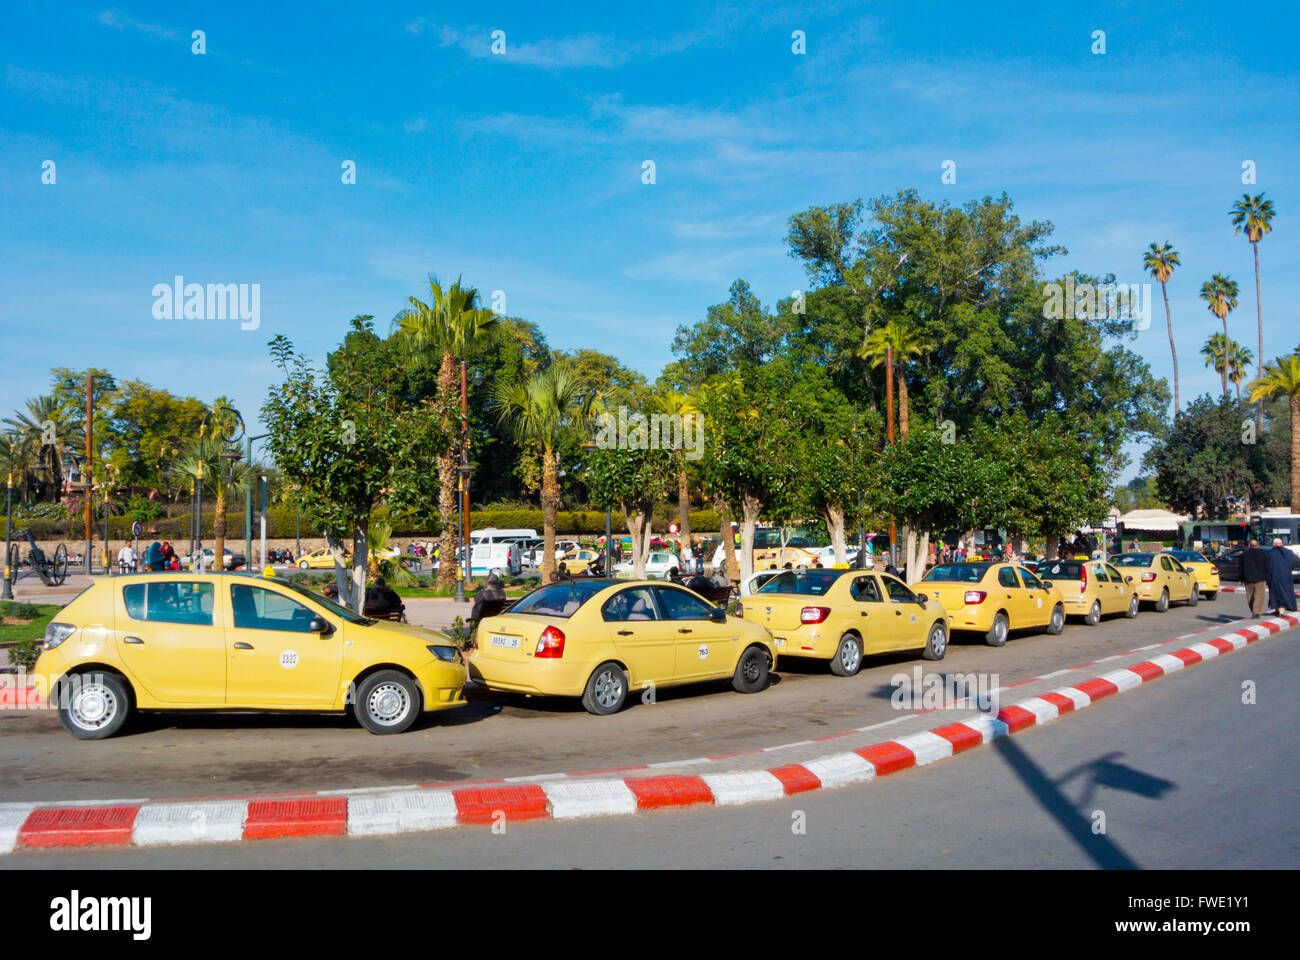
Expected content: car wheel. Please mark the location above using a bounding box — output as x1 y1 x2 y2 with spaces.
1084 600 1102 626
298 560 309 569
57 672 132 740
1155 588 1169 613
1125 594 1139 618
922 622 948 661
732 645 770 693
1205 591 1218 602
1188 584 1199 606
1046 604 1065 635
355 670 420 735
829 633 863 676
582 662 629 715
985 611 1009 647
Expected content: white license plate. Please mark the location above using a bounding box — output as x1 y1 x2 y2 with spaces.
489 634 521 649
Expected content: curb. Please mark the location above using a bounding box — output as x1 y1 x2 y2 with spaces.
2 613 1295 854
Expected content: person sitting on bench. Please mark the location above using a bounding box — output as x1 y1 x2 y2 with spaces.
470 572 507 623
364 577 403 615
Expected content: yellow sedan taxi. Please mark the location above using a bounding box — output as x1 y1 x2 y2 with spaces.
918 561 1066 646
737 568 950 676
558 548 602 576
1110 552 1199 611
33 571 467 740
1034 557 1140 624
469 578 777 715
1169 550 1221 601
297 547 348 570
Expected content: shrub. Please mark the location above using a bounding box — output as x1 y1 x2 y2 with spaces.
8 639 40 670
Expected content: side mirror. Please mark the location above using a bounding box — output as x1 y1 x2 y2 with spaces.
309 616 333 635
916 594 928 605
1125 575 1134 583
1040 580 1054 588
709 607 727 623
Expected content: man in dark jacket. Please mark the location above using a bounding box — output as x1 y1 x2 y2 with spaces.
1240 539 1271 617
1266 540 1298 615
470 573 507 623
364 576 402 613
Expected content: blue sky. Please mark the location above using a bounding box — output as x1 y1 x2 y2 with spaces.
2 1 1297 477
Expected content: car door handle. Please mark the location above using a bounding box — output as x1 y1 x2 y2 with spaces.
860 611 868 617
617 630 633 636
233 642 254 650
678 628 693 634
123 636 144 645
895 610 902 616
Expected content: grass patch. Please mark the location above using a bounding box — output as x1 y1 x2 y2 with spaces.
0 601 60 670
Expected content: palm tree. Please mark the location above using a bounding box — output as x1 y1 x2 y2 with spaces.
1230 193 1275 422
1143 242 1182 416
394 276 497 587
652 390 699 546
858 318 929 438
493 364 592 581
1248 351 1300 511
4 395 79 502
175 406 251 571
1198 275 1239 397
1200 334 1254 400
0 430 39 502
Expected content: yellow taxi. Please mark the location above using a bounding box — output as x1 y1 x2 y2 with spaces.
558 548 602 575
1169 550 1221 601
1034 557 1140 624
297 547 348 570
918 561 1066 646
469 578 776 715
1110 552 1199 611
737 569 950 676
33 571 467 740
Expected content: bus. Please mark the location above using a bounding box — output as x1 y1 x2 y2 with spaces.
1175 520 1249 552
1252 512 1300 555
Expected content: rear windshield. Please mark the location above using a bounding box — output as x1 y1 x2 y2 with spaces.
755 570 843 596
1169 551 1206 563
922 563 991 583
1036 560 1084 580
509 580 609 618
1113 553 1154 568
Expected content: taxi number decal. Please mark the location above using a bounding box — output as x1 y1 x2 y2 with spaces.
280 650 299 669
697 644 709 659
1036 597 1043 608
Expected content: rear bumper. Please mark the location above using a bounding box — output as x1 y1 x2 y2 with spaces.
466 654 590 698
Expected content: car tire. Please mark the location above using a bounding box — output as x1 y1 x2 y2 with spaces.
1084 600 1102 626
1205 591 1218 601
1188 584 1199 607
732 645 770 693
57 671 132 740
1155 588 1169 613
985 611 1009 647
1125 594 1140 618
829 633 863 676
582 662 629 715
298 560 309 569
922 622 948 661
355 670 421 735
1046 604 1065 635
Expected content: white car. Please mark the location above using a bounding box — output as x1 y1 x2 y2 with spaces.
613 550 680 579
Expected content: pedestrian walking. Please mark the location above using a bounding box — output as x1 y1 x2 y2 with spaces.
1240 539 1271 618
1266 539 1298 615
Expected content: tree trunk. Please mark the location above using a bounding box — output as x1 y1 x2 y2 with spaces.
540 446 560 581
903 530 929 586
899 376 910 440
676 457 691 546
1254 241 1264 431
823 505 847 564
350 519 369 614
326 532 351 606
436 351 458 588
739 494 761 582
214 489 226 571
717 499 738 584
1221 317 1230 397
1292 396 1300 513
1162 280 1179 417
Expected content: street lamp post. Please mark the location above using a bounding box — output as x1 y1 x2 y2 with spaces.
455 461 471 602
244 433 269 568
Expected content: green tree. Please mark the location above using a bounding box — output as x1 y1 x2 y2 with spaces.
584 441 676 578
1200 333 1253 401
1199 275 1240 397
1248 352 1300 512
1143 242 1182 416
651 389 700 545
857 318 930 438
3 396 79 502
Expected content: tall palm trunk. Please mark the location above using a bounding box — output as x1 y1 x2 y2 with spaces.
1161 280 1179 416
898 375 910 439
1220 317 1229 397
1253 241 1264 429
676 454 691 546
436 351 458 587
1291 396 1300 512
540 446 560 581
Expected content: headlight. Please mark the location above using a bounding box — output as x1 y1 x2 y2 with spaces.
427 645 461 663
43 623 76 650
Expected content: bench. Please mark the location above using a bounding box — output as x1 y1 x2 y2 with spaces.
363 605 407 623
690 583 735 606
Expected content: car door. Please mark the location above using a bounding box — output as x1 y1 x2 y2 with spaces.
994 565 1028 626
1101 563 1128 612
115 579 225 704
848 575 894 651
602 585 677 687
1016 567 1054 625
1164 556 1192 600
225 582 344 707
656 585 731 681
881 574 927 650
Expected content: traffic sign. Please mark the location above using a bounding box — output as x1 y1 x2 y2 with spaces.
131 521 143 538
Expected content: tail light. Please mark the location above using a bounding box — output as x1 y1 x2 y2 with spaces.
1080 564 1088 595
535 625 565 658
800 606 830 624
964 590 987 605
1210 566 1218 575
1142 572 1156 582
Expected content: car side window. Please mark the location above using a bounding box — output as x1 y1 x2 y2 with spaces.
1104 564 1123 583
757 572 797 594
883 576 916 602
850 576 883 603
122 581 215 626
231 584 319 632
656 587 712 620
997 567 1019 588
1019 569 1046 590
1160 556 1173 571
602 586 660 622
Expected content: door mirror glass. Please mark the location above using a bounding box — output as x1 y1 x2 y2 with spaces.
708 607 727 623
309 616 331 634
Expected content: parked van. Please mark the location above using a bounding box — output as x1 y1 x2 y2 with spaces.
470 528 538 545
468 540 522 577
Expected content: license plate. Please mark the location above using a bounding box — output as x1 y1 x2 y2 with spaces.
774 638 786 647
489 634 520 649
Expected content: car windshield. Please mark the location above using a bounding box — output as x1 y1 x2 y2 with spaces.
1113 553 1155 567
1036 560 1084 580
510 580 609 618
1170 551 1206 563
276 579 375 625
755 570 843 595
922 563 991 583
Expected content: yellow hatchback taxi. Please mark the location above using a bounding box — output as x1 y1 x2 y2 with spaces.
737 568 951 676
469 578 776 715
558 548 602 576
1169 550 1221 601
918 561 1066 646
34 572 467 740
297 547 347 570
1034 557 1140 624
1109 552 1199 611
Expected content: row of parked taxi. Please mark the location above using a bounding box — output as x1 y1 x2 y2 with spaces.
32 552 1215 739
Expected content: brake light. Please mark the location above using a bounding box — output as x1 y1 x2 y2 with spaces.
535 625 565 658
1210 566 1218 575
1080 564 1088 595
964 590 987 605
1142 572 1156 582
800 606 830 624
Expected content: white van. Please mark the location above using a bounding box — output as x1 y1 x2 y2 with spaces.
471 528 538 545
468 540 521 577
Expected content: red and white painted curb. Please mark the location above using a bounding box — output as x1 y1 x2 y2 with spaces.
2 613 1295 854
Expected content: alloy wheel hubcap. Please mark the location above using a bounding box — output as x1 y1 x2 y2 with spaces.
931 627 946 654
842 641 860 670
595 671 623 708
368 683 410 725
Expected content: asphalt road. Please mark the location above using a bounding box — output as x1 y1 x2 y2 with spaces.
0 594 1259 802
5 596 1292 869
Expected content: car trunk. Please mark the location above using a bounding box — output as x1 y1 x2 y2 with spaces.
747 594 817 632
473 614 551 663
